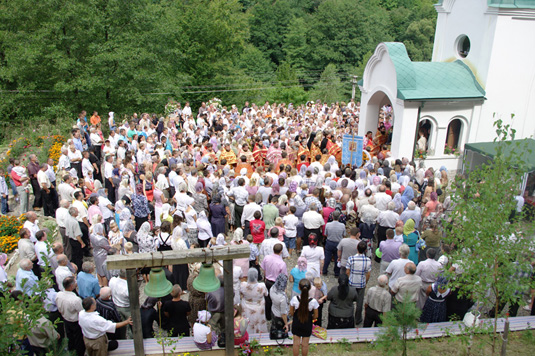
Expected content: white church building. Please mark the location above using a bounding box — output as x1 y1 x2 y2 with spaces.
358 0 535 170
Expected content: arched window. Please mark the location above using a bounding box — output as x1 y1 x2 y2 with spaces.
446 118 462 150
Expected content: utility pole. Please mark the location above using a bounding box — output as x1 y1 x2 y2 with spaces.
351 75 358 100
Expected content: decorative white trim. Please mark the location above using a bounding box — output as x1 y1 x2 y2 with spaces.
362 43 390 92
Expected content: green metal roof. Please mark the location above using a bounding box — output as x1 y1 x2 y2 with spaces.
465 138 535 171
487 0 535 9
384 42 486 101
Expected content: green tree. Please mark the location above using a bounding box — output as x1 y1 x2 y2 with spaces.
310 64 344 103
375 298 422 356
445 119 535 355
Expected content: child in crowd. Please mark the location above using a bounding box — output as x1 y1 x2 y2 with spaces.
249 210 265 244
247 234 261 281
270 217 286 242
193 311 217 350
313 276 328 327
283 206 298 255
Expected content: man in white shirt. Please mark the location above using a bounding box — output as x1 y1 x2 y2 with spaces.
104 155 116 203
375 185 392 211
23 211 40 243
415 248 442 309
79 297 132 354
259 227 289 261
68 144 83 178
182 101 192 117
109 270 132 338
57 175 76 202
385 244 411 289
55 254 75 291
56 276 85 356
56 199 72 259
38 163 58 217
81 151 94 178
302 203 324 247
34 230 53 269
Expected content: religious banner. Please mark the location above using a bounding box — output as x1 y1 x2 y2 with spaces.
342 134 364 167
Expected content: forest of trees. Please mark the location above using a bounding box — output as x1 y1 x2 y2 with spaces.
0 0 436 127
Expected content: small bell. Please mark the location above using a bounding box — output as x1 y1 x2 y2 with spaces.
193 263 221 293
144 267 173 298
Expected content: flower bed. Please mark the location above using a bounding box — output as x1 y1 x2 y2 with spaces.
0 134 65 171
0 215 25 253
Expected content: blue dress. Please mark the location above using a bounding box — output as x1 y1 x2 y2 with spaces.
210 203 226 236
403 232 419 265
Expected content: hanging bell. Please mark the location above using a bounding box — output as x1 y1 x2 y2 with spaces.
193 263 221 293
144 267 173 298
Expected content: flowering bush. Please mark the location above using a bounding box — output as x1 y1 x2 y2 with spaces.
414 148 427 159
444 144 460 156
0 215 26 253
208 97 222 110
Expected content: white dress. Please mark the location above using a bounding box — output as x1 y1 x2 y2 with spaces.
300 246 325 278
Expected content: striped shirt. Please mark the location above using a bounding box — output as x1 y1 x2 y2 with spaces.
346 254 371 288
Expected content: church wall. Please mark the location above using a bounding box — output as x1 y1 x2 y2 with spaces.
477 14 535 142
433 0 498 87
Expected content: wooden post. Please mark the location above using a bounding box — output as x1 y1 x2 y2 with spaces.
126 268 144 356
224 259 235 355
501 318 510 356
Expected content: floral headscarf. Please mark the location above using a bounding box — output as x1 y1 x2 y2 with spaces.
297 257 307 272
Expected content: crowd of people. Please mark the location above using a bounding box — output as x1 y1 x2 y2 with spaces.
1 98 533 356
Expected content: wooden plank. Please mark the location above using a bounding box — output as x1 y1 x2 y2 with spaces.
106 245 251 269
126 268 145 356
223 260 235 356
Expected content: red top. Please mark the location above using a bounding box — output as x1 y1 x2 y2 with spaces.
250 219 265 244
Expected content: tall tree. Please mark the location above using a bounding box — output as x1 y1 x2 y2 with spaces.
310 64 344 103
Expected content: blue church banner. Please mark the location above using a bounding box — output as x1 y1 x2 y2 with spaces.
342 134 364 167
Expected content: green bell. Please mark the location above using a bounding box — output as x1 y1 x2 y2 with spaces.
193 263 221 293
144 267 173 298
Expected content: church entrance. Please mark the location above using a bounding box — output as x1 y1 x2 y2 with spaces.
363 90 394 159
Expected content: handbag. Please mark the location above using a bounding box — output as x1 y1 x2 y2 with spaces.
269 327 288 340
217 332 225 348
415 231 426 250
311 324 327 340
463 311 480 328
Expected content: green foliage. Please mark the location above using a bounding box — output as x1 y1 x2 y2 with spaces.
374 298 422 356
444 119 535 355
310 64 345 103
0 0 437 131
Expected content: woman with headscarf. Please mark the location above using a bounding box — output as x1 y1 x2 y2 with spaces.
393 193 403 214
290 191 307 220
118 208 133 233
300 234 324 278
114 195 130 226
277 194 289 218
231 228 249 276
89 222 111 286
153 180 168 227
423 191 439 217
132 183 151 230
209 195 227 237
400 185 415 209
160 203 174 225
196 211 213 248
289 257 307 299
403 219 420 265
118 178 132 200
193 311 217 350
420 276 451 323
193 182 208 215
171 226 190 291
327 274 358 329
240 269 268 333
270 274 289 333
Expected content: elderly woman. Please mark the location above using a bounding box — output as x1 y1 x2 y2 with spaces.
403 219 420 266
132 183 151 230
423 191 439 217
231 228 249 276
240 269 268 334
137 222 156 281
327 274 358 329
193 311 217 350
192 182 208 215
209 195 227 237
196 211 213 248
89 221 111 286
171 226 190 291
289 257 308 298
270 274 290 333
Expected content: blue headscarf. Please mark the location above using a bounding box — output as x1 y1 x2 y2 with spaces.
401 185 414 208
